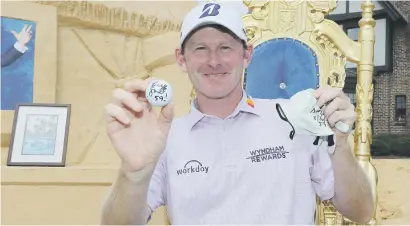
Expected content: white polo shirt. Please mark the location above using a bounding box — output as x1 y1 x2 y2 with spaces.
147 91 335 224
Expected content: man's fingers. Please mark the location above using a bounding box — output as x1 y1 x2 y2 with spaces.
341 92 351 102
123 77 157 95
159 102 174 123
22 24 27 32
327 111 343 127
112 88 144 112
157 102 175 133
316 87 343 108
26 25 32 33
313 85 329 99
323 97 349 119
105 103 130 125
328 110 355 129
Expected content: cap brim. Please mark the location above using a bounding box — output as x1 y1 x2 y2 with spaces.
180 19 246 47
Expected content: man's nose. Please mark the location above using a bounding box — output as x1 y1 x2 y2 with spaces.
207 51 221 68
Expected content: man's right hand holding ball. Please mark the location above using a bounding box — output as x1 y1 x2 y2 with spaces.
105 78 174 173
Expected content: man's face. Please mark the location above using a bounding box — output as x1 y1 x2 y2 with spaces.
176 26 253 99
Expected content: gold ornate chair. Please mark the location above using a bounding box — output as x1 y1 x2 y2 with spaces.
241 0 378 225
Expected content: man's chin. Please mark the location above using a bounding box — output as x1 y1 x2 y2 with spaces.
202 88 236 100
207 94 228 100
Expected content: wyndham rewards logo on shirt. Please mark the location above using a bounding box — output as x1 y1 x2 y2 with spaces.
246 146 289 163
177 160 209 175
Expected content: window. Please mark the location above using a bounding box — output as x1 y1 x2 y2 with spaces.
343 25 361 68
347 27 360 41
395 95 406 123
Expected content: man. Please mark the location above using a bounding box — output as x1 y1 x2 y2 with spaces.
1 24 32 68
101 2 374 225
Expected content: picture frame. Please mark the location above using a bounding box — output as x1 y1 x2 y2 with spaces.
7 104 71 167
1 1 57 147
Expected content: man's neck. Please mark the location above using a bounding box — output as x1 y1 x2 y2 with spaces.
195 88 243 119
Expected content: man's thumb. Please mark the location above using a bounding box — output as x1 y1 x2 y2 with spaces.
158 102 174 128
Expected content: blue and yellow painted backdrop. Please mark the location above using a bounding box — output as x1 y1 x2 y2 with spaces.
1 17 36 110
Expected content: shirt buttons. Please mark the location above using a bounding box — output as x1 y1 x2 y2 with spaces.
225 165 236 169
280 82 286 89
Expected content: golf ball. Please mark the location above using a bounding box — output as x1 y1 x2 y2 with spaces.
145 79 173 107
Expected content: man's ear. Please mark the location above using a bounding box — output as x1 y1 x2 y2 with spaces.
175 48 187 72
243 44 253 68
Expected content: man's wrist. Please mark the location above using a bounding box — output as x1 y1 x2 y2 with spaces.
328 134 349 155
335 134 349 143
327 134 352 156
120 162 156 183
14 42 28 53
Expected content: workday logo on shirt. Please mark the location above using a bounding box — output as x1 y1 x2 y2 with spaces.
177 160 209 175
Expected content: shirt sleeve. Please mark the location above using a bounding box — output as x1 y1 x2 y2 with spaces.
310 136 336 201
147 152 167 221
13 42 28 53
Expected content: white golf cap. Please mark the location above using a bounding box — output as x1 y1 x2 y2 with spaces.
180 2 248 46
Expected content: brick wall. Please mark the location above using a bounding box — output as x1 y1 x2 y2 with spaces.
373 2 410 135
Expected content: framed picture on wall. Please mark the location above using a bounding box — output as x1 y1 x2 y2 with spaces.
7 104 71 166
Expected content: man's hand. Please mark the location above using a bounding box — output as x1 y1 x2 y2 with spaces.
11 24 32 47
105 77 174 173
314 85 356 138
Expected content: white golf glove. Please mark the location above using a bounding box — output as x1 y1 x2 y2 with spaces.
276 88 350 146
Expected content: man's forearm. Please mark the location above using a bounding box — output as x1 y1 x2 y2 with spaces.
101 163 156 225
330 136 374 223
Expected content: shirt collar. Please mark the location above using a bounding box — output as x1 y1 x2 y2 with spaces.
186 90 260 129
